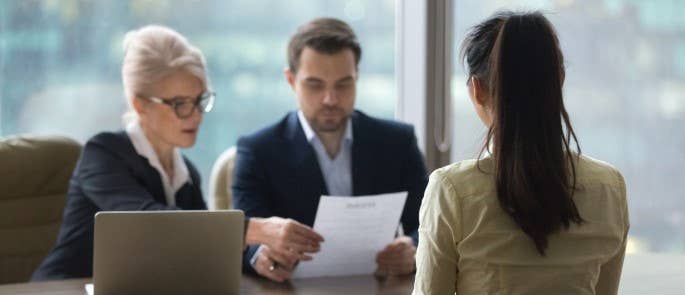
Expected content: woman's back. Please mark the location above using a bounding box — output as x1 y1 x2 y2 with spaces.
414 154 628 294
413 10 628 295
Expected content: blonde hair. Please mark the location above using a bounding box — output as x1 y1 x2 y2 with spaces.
121 25 209 123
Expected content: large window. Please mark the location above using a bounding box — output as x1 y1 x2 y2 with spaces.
451 0 685 253
0 0 396 194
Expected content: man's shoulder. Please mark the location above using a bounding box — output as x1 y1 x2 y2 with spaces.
237 112 292 149
353 110 415 142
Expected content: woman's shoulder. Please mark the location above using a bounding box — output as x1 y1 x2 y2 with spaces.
87 130 129 146
575 154 625 188
81 130 137 162
430 157 495 198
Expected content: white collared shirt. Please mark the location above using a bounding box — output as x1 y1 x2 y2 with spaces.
297 110 353 196
125 120 190 206
250 111 355 269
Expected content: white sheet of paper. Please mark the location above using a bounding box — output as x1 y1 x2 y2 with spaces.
85 283 94 295
292 191 408 278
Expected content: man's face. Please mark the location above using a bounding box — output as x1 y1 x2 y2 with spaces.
286 47 357 134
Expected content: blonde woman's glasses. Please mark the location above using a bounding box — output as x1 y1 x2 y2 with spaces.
146 91 215 119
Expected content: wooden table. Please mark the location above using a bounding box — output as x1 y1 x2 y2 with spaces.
5 253 684 294
0 274 415 295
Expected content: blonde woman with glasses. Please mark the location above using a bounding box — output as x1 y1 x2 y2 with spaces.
31 25 215 280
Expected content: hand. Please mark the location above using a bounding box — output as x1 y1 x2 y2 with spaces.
253 245 294 282
375 236 416 276
246 217 324 267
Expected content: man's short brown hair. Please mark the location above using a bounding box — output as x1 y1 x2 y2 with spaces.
287 18 362 73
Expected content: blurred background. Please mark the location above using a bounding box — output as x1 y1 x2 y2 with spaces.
1 0 683 254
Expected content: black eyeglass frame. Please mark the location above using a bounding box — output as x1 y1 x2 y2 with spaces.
144 91 215 119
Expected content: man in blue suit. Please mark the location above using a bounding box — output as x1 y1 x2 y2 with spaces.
233 18 428 282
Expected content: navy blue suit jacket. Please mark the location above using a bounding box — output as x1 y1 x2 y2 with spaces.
233 110 428 273
31 131 206 281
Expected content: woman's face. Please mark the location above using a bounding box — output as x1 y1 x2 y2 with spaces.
136 70 204 149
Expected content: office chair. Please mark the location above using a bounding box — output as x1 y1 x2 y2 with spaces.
209 146 237 210
0 135 81 284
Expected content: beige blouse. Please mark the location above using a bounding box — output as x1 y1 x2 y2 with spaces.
413 155 629 295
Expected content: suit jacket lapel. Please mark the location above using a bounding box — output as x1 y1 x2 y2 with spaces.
284 112 328 196
351 111 375 196
123 133 168 205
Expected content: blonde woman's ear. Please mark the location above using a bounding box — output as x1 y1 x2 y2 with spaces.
131 96 146 115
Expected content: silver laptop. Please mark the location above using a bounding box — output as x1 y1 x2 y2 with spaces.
93 210 244 295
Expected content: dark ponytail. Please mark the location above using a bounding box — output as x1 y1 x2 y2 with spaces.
461 11 582 255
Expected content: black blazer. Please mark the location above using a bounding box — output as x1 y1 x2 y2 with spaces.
233 110 428 273
31 131 206 280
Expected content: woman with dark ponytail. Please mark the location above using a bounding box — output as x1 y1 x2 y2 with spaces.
413 11 628 294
